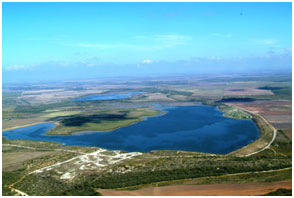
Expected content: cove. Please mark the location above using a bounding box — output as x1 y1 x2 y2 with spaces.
2 105 260 154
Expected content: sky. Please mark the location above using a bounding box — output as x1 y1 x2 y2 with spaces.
2 2 292 83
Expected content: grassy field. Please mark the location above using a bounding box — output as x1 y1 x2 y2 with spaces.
46 108 161 135
41 111 80 118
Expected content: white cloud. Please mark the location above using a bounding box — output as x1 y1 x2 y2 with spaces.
4 65 25 71
252 39 276 45
134 34 192 47
41 57 102 68
141 59 152 64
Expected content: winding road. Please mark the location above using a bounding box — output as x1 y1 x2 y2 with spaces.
231 105 277 157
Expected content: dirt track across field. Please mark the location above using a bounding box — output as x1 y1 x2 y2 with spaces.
99 179 292 196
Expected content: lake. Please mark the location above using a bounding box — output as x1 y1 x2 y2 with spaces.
2 105 260 154
72 92 145 101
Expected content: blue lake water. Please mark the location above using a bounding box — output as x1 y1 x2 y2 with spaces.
72 92 145 102
2 105 260 154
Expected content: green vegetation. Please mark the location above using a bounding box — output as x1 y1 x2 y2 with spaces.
230 112 275 156
46 108 161 135
258 86 292 100
10 148 291 194
270 130 292 157
262 188 292 196
117 168 292 190
87 160 291 189
48 116 140 135
218 84 291 101
218 105 252 120
14 174 101 196
13 101 76 114
2 92 23 107
176 168 291 186
3 137 61 150
41 111 80 118
2 138 102 195
2 169 24 196
218 97 256 103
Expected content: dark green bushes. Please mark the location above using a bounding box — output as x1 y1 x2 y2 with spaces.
262 188 292 196
87 158 291 189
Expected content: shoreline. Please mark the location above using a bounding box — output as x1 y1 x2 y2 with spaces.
2 102 270 157
226 105 276 157
2 122 49 132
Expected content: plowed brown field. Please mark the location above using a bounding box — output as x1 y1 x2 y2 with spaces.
99 179 292 196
